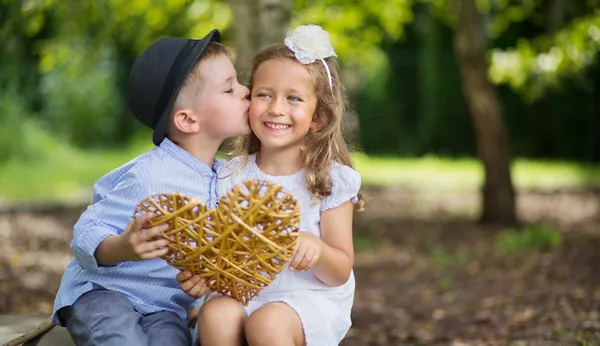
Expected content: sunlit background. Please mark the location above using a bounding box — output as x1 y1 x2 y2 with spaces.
1 0 600 345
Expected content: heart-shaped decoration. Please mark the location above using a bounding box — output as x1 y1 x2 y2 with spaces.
135 180 300 305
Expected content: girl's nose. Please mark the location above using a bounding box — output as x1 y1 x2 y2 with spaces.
268 98 285 116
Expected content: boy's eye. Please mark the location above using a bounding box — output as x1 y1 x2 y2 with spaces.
225 88 234 93
288 95 302 102
255 92 270 98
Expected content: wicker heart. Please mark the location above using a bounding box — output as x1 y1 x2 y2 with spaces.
135 180 299 305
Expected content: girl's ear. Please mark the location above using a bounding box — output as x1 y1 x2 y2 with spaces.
310 118 325 132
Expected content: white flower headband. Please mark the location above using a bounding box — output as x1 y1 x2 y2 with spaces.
284 24 337 90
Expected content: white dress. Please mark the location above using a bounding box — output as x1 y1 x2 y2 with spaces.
215 154 362 346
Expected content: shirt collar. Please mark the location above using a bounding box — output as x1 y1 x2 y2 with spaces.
159 138 219 174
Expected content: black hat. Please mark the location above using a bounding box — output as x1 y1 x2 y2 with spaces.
127 29 221 146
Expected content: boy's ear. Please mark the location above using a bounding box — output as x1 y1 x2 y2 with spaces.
173 109 200 134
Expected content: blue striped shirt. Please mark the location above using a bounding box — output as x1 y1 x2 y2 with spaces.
53 138 219 325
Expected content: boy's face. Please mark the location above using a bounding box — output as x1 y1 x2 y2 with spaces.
194 55 251 139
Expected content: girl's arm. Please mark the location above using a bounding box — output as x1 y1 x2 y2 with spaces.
312 201 355 286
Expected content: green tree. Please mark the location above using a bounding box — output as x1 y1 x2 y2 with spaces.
489 8 600 101
0 0 233 146
450 0 516 225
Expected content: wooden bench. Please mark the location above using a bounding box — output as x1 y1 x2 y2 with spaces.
0 315 73 346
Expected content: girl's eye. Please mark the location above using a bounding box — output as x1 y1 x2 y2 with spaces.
255 93 270 98
225 88 234 93
288 95 302 102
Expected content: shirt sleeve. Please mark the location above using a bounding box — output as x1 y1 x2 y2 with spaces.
71 173 147 272
320 164 362 212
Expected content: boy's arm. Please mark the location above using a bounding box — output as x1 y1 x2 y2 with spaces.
71 173 168 272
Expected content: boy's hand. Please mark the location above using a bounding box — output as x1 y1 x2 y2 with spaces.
117 212 171 261
290 231 323 272
95 212 171 266
177 271 209 298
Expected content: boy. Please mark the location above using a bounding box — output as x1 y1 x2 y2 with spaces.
52 29 250 346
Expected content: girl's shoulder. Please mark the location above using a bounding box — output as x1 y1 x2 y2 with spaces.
329 161 359 173
328 162 361 186
321 162 362 212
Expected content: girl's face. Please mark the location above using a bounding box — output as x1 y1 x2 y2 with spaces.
249 58 319 152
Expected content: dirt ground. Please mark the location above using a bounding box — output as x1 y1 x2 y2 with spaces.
1 186 600 345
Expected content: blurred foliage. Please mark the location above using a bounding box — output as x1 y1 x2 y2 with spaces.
353 235 378 252
292 0 413 81
581 333 600 346
490 8 600 101
0 88 69 164
420 0 600 101
0 89 40 163
356 0 600 161
1 0 230 53
424 0 540 35
430 246 475 268
0 0 599 161
496 223 562 254
40 40 120 146
0 0 232 148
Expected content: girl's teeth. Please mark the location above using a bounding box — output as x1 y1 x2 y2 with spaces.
266 123 290 130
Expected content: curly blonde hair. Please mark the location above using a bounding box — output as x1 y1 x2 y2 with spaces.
233 44 364 211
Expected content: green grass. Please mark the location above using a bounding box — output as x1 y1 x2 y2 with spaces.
353 235 378 252
496 223 563 255
0 138 153 203
1 145 599 203
353 152 600 191
429 245 477 268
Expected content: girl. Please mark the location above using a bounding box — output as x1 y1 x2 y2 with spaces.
197 24 364 346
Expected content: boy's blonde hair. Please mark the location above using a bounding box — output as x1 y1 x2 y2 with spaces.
175 42 233 108
234 44 364 211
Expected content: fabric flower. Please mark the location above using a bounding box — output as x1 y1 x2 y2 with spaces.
284 24 337 64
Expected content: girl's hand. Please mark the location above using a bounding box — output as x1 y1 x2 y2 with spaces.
290 231 323 272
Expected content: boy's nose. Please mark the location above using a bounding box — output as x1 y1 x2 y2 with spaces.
241 85 250 99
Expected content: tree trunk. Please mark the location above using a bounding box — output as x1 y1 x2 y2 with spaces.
451 0 517 226
225 0 258 83
225 0 293 84
257 0 293 49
